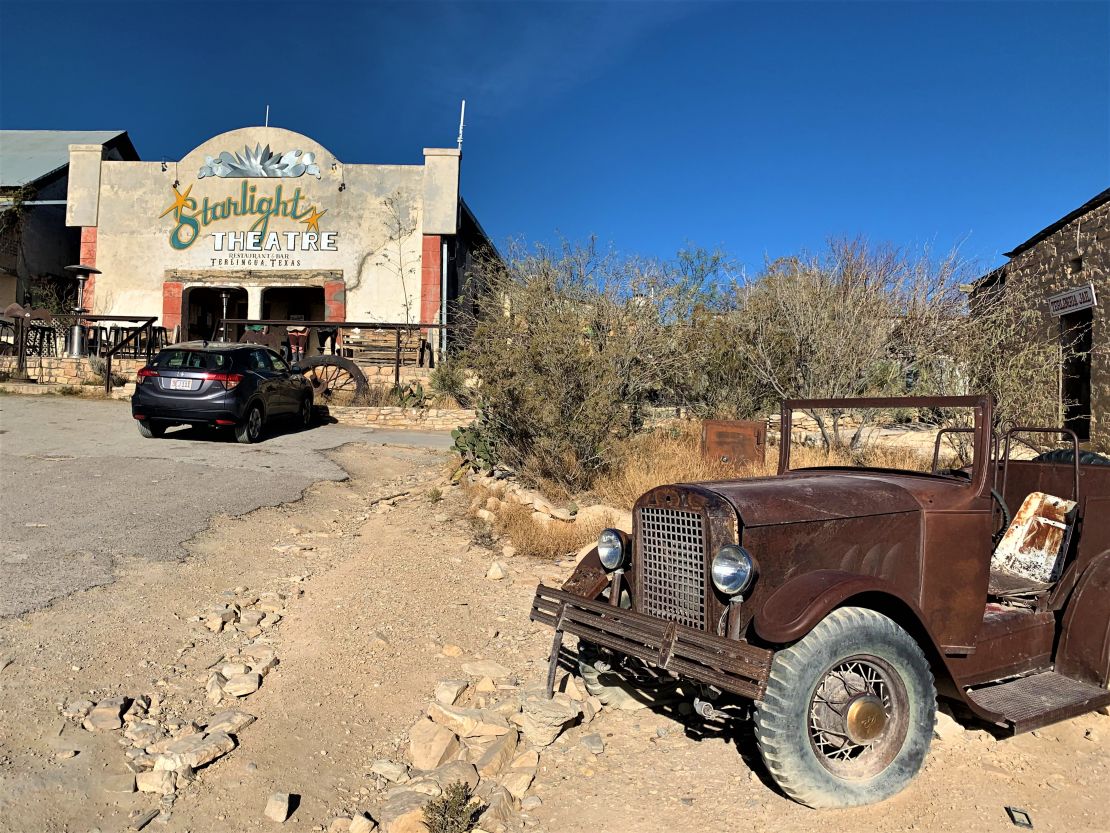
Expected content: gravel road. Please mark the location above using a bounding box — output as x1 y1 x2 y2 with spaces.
0 395 452 617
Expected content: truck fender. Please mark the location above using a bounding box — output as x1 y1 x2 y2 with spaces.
754 569 934 646
1055 553 1110 687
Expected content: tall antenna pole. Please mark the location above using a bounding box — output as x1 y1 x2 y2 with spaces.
456 99 466 151
264 104 270 128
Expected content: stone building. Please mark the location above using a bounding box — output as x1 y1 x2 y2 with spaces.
64 125 494 353
0 130 139 308
977 187 1108 449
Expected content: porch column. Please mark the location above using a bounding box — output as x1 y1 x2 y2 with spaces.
162 281 183 337
246 286 264 321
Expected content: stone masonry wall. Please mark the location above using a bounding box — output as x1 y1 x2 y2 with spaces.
999 196 1109 450
326 406 474 431
0 356 145 386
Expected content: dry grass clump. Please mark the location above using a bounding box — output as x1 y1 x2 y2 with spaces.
493 501 615 561
594 426 736 509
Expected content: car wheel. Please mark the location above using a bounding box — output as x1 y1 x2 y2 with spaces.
235 404 264 444
137 420 165 439
298 396 314 430
754 606 936 808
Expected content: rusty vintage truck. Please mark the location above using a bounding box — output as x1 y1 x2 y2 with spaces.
530 395 1110 807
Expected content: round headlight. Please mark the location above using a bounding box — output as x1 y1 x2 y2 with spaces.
711 545 755 596
597 528 625 571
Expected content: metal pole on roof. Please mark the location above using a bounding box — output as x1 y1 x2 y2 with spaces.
457 100 466 150
265 105 270 128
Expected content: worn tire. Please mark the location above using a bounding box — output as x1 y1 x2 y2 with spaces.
235 403 264 444
1032 448 1110 466
298 395 314 431
137 420 165 439
754 607 936 808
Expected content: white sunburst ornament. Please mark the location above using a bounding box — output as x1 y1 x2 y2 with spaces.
198 144 322 179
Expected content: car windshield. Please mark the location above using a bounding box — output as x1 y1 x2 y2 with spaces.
153 350 230 370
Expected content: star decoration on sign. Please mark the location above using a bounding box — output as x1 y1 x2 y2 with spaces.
158 184 193 219
300 206 327 234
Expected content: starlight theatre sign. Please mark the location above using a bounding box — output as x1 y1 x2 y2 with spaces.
1046 283 1097 317
159 143 335 268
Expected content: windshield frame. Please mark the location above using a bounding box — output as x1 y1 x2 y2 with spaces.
778 395 994 499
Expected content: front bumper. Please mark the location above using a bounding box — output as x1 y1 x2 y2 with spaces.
531 584 773 701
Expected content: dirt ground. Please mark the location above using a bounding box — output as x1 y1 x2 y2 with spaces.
0 440 1107 833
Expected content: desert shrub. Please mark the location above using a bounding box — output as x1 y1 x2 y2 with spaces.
429 361 471 408
423 781 478 833
457 241 731 493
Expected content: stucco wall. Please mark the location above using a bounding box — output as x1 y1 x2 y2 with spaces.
998 198 1109 449
71 127 458 328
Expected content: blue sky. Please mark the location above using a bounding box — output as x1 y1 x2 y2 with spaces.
1 0 1107 275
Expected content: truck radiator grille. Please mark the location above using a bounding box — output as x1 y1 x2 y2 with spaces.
638 507 706 630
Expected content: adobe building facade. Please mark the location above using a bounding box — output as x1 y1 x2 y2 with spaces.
65 126 491 348
981 188 1108 450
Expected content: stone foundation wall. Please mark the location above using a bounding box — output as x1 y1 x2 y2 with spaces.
0 355 145 386
326 405 474 431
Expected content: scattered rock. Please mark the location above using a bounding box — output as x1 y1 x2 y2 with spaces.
84 696 130 732
581 733 605 754
485 561 508 581
124 721 163 746
370 759 410 783
425 760 480 791
62 699 94 720
475 676 497 694
513 694 581 746
509 749 538 771
477 786 518 831
933 709 964 741
501 545 516 558
349 813 377 833
428 703 511 738
206 709 256 735
499 767 534 800
521 795 542 811
407 717 461 770
206 672 227 705
224 673 262 698
265 792 294 823
376 790 428 833
136 770 175 796
475 730 518 778
434 680 468 706
549 507 573 522
328 817 352 833
461 660 510 679
485 497 502 513
152 731 236 772
54 748 79 760
440 644 463 657
475 509 495 523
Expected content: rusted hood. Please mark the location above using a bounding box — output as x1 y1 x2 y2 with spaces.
691 472 923 527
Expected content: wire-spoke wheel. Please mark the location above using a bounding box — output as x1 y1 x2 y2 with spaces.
301 356 368 406
754 607 935 808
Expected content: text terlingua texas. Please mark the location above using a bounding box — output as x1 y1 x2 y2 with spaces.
0 2 1107 832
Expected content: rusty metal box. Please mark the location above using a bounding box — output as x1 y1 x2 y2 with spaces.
701 419 766 468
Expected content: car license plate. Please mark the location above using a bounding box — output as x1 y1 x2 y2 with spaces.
169 378 193 391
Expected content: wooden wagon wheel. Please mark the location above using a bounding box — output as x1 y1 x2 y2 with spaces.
300 355 368 406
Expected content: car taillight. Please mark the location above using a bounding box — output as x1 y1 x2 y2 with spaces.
204 372 243 390
137 368 158 385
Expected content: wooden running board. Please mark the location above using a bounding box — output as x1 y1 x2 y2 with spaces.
966 671 1110 734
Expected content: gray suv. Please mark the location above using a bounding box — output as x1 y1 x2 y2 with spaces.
131 342 314 443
